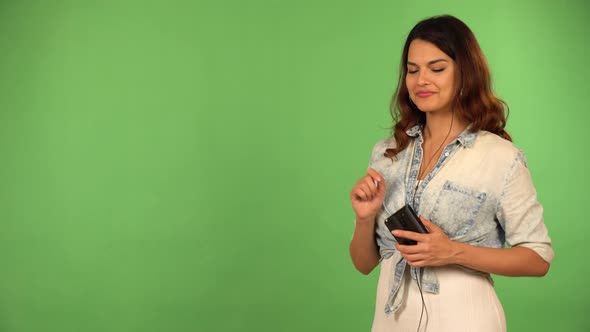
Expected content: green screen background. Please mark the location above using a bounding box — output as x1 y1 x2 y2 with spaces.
0 0 587 331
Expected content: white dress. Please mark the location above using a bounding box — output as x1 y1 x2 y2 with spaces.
371 257 506 332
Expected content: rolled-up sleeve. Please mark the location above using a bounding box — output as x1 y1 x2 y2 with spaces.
496 151 554 263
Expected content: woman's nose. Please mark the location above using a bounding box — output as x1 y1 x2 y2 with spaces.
418 71 430 85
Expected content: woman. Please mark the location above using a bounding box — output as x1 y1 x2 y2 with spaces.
349 15 553 332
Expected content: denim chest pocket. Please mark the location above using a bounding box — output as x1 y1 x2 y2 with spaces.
431 181 487 237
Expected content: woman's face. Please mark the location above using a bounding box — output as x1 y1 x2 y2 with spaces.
405 39 457 114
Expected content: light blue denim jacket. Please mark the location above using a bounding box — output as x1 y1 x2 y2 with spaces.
369 125 554 315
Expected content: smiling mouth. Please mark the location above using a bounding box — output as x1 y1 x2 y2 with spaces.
416 91 435 98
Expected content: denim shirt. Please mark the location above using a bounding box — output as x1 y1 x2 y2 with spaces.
368 125 554 315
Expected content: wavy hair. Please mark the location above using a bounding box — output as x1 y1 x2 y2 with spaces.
386 15 511 158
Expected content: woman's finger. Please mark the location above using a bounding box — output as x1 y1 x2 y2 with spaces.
366 168 384 186
351 186 368 201
392 230 427 243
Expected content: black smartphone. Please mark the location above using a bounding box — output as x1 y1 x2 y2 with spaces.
384 204 429 245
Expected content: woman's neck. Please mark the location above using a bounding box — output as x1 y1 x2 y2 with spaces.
423 111 468 142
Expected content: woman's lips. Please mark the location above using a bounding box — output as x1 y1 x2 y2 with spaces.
416 91 435 98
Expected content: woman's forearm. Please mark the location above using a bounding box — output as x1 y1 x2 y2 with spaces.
451 243 550 277
350 218 381 275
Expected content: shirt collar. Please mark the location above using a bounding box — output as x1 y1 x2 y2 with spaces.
405 124 477 148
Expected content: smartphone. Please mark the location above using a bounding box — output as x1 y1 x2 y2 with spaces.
384 204 429 245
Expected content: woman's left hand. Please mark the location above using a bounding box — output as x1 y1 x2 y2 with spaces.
393 216 458 267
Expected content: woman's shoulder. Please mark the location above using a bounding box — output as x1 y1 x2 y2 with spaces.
367 136 397 165
472 130 525 164
372 136 397 152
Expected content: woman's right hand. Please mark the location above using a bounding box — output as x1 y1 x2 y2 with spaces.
350 168 385 223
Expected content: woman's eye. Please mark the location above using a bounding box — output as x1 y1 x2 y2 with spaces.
408 70 418 74
432 68 446 72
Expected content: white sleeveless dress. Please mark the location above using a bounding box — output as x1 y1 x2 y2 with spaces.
371 257 506 332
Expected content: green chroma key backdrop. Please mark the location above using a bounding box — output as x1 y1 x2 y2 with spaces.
0 0 587 331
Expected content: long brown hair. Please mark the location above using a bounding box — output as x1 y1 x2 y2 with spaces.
386 15 511 158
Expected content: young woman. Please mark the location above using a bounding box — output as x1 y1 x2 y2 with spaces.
349 15 553 332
